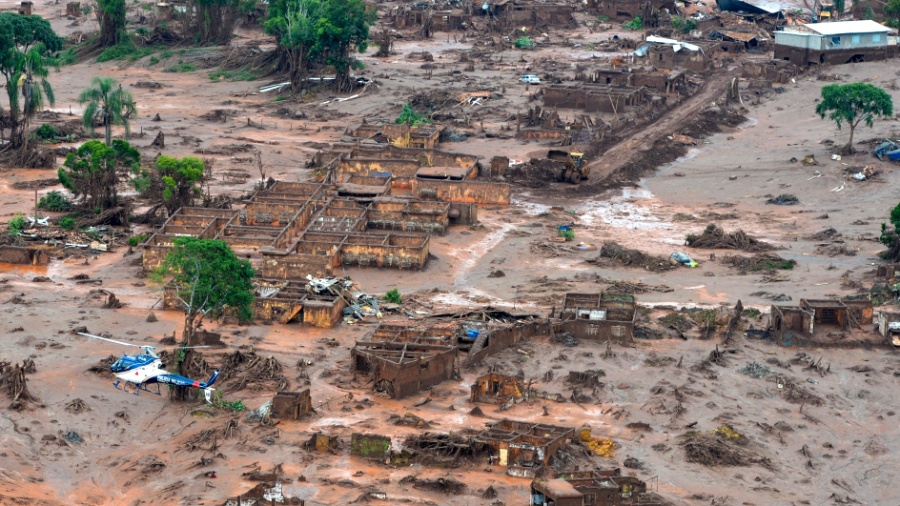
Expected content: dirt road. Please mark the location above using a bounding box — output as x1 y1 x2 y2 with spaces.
583 64 742 187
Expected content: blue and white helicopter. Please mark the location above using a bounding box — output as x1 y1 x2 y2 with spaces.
79 332 220 402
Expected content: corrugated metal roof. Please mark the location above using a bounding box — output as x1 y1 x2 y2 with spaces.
802 20 890 35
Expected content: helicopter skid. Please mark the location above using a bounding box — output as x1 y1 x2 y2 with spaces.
113 380 161 396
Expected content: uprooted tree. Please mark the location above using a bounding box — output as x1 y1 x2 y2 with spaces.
133 155 204 213
265 0 376 93
57 139 140 211
815 82 893 154
152 238 254 399
0 13 63 156
80 77 137 146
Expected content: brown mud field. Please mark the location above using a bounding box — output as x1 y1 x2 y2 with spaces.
1 1 900 506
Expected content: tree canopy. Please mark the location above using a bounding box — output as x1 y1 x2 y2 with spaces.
265 0 375 92
154 237 255 344
80 77 137 146
0 14 63 150
815 83 893 154
134 155 205 213
885 0 900 28
57 139 140 211
96 0 126 47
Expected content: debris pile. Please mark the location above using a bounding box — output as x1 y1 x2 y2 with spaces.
0 360 36 408
679 426 772 469
219 351 288 392
399 475 467 495
766 194 799 205
593 241 677 272
686 224 775 252
721 254 795 272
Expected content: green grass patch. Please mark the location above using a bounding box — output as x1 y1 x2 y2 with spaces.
128 234 149 247
208 68 257 82
148 55 160 66
48 47 77 66
750 258 796 271
59 216 76 230
165 62 197 73
97 42 156 63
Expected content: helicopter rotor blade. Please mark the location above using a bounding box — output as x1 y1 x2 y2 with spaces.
77 332 155 350
169 346 212 349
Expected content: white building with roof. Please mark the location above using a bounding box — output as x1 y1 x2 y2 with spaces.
774 20 898 66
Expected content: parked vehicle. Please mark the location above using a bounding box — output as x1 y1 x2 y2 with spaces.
519 74 541 84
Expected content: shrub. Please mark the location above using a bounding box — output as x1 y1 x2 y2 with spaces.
34 124 59 140
514 37 534 49
671 15 697 33
395 103 431 126
385 288 402 304
128 234 149 247
560 228 575 241
8 214 26 236
38 191 72 212
59 216 76 230
148 55 160 66
624 16 643 30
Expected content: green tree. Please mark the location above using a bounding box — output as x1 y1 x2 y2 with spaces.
395 103 431 126
0 14 63 150
79 77 137 146
134 155 205 213
266 0 375 93
264 0 322 93
885 0 900 27
154 237 254 345
317 0 376 92
57 139 140 210
96 0 126 47
815 83 893 154
192 0 254 45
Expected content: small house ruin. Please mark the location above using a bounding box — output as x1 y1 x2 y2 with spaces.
532 468 665 506
475 419 575 478
559 292 637 343
770 298 875 347
271 390 312 420
351 325 458 399
470 373 527 404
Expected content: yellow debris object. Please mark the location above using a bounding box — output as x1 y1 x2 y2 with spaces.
714 425 742 440
16 74 26 88
585 437 617 458
578 427 592 442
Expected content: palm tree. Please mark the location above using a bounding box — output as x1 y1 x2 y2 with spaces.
79 77 137 146
3 44 56 150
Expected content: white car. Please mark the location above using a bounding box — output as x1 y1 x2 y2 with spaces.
519 75 541 84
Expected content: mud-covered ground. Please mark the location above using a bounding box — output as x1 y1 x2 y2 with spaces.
1 2 900 505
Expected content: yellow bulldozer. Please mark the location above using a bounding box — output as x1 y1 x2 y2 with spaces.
547 149 589 184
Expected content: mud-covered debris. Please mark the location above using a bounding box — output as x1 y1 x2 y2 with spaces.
65 398 90 413
680 428 773 469
482 485 498 499
624 456 644 469
625 422 653 432
146 312 158 323
400 475 466 495
738 362 772 378
722 254 796 272
591 241 677 272
61 430 83 444
686 224 775 252
487 269 505 278
766 194 799 205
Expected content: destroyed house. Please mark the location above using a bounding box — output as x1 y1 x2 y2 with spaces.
877 310 900 346
774 20 898 66
474 0 574 27
532 469 664 506
142 181 439 280
542 84 650 114
588 0 672 20
348 122 443 149
559 292 637 343
271 389 312 420
351 325 458 399
475 419 575 477
252 278 347 327
770 298 874 347
319 144 510 205
470 373 526 404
